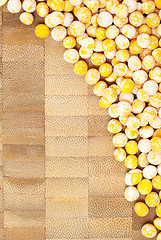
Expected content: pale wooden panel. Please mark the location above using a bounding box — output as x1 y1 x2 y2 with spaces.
0 8 2 25
0 189 3 212
89 218 132 238
3 94 44 112
4 161 44 178
88 115 111 136
3 27 43 45
5 228 45 240
0 8 3 240
46 218 88 239
46 157 88 178
3 112 44 129
0 228 3 239
45 74 88 96
0 212 3 228
4 211 45 228
45 53 74 75
2 9 45 240
0 150 2 167
45 96 88 116
4 178 45 211
0 142 2 153
3 61 44 79
3 45 44 62
3 77 44 95
89 157 127 197
4 194 45 211
89 197 132 218
46 239 88 240
45 116 88 137
46 198 88 218
46 239 132 240
0 167 2 189
0 138 2 152
3 128 44 145
45 32 90 239
89 136 114 157
3 145 44 162
4 178 44 195
46 178 88 199
46 137 88 158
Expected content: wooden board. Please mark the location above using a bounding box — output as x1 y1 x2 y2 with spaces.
0 7 157 240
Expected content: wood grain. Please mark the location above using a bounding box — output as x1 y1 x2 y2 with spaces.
0 7 154 240
2 7 45 240
45 36 132 240
0 7 3 240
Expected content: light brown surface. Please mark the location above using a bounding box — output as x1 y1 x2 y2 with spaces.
0 7 158 240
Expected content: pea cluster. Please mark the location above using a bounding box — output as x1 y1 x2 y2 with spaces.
1 0 161 238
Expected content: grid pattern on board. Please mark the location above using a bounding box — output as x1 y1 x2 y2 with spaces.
0 7 156 240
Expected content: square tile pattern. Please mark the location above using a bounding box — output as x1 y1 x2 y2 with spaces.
0 8 154 240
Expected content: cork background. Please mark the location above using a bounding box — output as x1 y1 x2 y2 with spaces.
0 6 158 240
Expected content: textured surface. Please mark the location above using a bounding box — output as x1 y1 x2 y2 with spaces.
2 5 45 240
0 7 157 240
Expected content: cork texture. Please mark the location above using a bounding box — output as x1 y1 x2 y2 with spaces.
0 7 157 240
